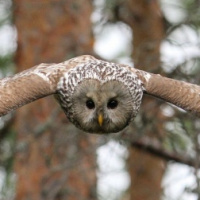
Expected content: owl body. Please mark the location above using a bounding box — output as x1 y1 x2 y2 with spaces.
57 56 143 134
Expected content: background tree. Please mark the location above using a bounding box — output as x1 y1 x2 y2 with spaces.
13 1 97 200
122 1 166 199
101 0 166 199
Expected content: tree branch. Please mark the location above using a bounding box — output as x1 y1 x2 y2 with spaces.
131 138 198 167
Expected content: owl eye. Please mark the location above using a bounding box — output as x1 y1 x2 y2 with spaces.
107 99 118 109
86 99 95 109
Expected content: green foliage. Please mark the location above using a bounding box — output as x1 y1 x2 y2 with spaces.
0 0 12 25
0 128 16 200
0 54 14 77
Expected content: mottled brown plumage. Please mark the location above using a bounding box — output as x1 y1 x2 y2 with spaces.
56 56 143 133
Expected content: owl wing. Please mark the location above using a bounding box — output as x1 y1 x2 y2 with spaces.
129 67 200 116
0 55 96 116
0 55 199 117
0 63 59 116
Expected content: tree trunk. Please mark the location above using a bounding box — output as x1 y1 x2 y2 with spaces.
13 1 96 200
119 0 166 199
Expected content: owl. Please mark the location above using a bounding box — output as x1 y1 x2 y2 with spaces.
56 56 143 134
0 55 199 134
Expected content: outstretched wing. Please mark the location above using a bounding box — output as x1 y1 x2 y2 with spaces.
0 55 95 116
128 67 200 116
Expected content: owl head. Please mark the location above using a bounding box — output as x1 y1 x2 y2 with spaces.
69 79 135 133
56 57 143 134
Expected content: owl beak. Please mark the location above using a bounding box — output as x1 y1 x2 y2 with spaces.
98 114 103 127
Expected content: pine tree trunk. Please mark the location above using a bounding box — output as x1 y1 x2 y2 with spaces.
13 1 96 200
119 0 166 199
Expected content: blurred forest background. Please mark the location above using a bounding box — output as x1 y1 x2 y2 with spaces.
0 0 200 200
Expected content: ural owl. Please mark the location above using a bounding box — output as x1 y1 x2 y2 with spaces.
0 55 199 134
56 56 143 134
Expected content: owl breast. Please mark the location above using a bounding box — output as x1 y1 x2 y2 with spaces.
57 58 143 134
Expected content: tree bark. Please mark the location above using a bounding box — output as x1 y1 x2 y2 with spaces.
119 0 166 199
13 1 96 200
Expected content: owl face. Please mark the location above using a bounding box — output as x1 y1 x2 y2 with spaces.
70 79 133 134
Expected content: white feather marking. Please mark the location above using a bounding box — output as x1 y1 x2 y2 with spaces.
34 72 50 83
143 72 151 83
